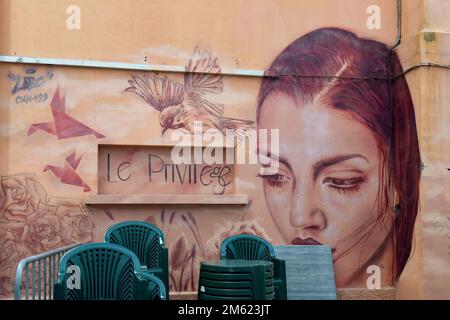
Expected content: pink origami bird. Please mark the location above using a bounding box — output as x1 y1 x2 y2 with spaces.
43 151 91 192
28 87 106 140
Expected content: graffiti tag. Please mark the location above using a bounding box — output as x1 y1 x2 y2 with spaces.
8 68 53 95
15 93 48 104
433 216 450 239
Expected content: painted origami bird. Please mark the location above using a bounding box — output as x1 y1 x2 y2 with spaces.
126 47 254 136
43 151 91 192
28 87 106 140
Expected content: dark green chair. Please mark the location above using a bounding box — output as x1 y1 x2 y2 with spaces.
220 234 287 300
198 260 274 300
104 221 169 297
53 243 167 300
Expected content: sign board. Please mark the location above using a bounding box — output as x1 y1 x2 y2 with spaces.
98 145 236 195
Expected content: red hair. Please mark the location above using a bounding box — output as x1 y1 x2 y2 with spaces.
257 28 421 280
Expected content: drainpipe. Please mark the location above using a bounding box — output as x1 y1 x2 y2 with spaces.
391 0 402 51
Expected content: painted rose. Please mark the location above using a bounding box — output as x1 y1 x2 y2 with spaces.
0 228 29 274
0 175 47 222
0 174 95 298
56 205 94 243
0 276 11 297
0 227 30 297
205 219 272 260
20 206 64 253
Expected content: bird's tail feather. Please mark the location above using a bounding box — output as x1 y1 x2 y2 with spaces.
221 116 255 130
220 117 255 146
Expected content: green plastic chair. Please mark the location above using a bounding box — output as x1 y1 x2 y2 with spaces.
198 260 274 300
53 243 167 300
220 234 287 300
104 221 169 296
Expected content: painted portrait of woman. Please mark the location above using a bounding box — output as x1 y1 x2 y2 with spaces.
256 28 421 287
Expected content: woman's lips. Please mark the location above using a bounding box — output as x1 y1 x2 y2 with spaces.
291 237 336 254
291 237 322 245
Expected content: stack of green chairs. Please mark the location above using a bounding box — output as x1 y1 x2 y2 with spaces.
53 243 166 300
220 234 287 300
198 260 274 300
104 221 169 297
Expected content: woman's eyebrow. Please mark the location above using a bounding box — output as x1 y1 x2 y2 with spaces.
257 149 293 172
313 154 369 180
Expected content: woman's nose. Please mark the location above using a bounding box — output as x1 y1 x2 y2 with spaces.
290 186 327 232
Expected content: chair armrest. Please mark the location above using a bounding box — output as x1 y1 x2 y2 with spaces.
135 271 167 300
53 283 65 300
271 257 287 300
160 245 169 298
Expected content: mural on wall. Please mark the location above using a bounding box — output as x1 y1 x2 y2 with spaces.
126 47 254 136
28 87 106 140
0 174 95 297
43 151 91 192
1 0 450 300
0 27 428 296
2 0 450 302
144 210 203 292
256 28 421 287
141 210 270 292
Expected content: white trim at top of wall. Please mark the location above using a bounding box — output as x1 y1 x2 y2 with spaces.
0 54 265 77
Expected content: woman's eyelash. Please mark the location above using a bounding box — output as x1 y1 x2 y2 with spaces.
257 173 292 188
324 176 366 194
256 174 366 192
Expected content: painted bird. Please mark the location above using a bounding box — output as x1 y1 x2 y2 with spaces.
28 86 106 140
43 151 91 192
126 47 254 136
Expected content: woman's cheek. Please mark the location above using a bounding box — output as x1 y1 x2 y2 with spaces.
321 182 380 232
263 183 293 241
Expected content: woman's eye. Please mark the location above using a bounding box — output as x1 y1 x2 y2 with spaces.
323 176 366 194
257 173 292 188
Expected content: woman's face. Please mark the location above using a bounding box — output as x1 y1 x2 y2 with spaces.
258 93 393 286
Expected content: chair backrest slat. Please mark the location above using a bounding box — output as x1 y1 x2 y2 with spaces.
104 221 164 269
55 243 140 300
221 235 274 261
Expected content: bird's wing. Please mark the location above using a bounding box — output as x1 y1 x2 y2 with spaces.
180 101 222 130
53 112 105 140
184 47 224 97
126 74 184 111
50 86 66 113
65 151 82 170
60 166 85 186
184 94 224 121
